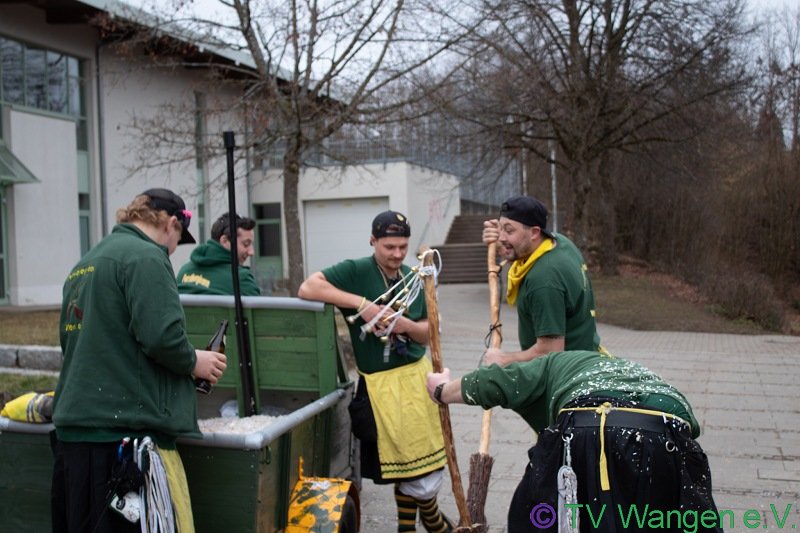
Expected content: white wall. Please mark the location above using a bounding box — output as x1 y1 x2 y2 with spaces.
1 4 98 305
404 163 461 252
0 4 250 305
99 50 249 272
7 111 81 305
0 5 98 59
252 161 460 279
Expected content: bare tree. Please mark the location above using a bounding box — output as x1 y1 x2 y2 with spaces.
744 4 800 282
426 0 751 272
101 0 474 292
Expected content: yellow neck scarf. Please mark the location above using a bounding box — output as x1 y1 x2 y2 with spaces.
506 238 555 305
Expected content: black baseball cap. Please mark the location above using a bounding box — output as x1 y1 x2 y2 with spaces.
499 196 554 239
142 188 196 244
372 210 411 239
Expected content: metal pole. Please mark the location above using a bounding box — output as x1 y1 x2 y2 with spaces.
549 140 558 233
223 131 258 417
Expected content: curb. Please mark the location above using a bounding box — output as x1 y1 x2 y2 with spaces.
0 345 61 372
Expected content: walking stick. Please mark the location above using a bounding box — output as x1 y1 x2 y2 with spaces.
421 250 476 532
465 242 501 531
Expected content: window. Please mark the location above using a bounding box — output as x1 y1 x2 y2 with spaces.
1 38 24 105
194 92 207 239
78 192 90 256
253 203 283 293
47 51 68 114
0 34 90 257
255 203 282 257
25 48 46 109
0 36 84 119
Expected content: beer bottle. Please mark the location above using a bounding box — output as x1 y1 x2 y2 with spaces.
195 319 228 394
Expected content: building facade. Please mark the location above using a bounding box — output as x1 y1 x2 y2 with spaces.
1 0 461 304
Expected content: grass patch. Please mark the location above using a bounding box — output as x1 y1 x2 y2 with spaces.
0 373 59 396
0 373 59 410
592 274 767 334
0 310 60 346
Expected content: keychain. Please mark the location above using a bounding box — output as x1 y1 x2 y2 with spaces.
557 432 579 533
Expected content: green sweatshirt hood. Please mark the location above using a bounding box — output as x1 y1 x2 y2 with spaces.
189 240 234 266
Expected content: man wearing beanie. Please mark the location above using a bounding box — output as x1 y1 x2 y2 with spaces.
481 196 602 366
298 210 452 533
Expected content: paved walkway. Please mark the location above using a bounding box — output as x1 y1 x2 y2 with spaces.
359 283 800 532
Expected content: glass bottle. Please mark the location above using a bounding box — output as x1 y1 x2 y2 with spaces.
195 319 228 394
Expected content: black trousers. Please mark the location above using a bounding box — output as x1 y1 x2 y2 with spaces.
507 414 722 533
50 433 140 533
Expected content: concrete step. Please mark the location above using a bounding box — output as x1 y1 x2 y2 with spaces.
433 243 494 283
444 214 489 244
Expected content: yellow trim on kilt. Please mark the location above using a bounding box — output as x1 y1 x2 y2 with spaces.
362 357 447 479
158 447 195 533
506 238 555 305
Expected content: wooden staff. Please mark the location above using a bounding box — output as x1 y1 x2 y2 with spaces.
421 250 474 531
465 242 501 531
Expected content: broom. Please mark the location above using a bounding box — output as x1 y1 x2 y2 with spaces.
421 250 481 533
465 242 503 531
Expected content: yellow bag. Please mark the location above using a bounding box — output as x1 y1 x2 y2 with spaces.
1 391 54 423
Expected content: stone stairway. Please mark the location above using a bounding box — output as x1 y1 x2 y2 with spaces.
434 214 492 283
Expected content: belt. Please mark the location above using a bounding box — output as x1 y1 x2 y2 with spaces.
560 407 691 434
557 402 691 492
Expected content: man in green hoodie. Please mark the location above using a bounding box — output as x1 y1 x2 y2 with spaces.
52 189 228 532
176 212 261 295
427 351 721 533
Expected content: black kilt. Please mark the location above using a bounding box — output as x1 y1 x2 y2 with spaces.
508 406 722 533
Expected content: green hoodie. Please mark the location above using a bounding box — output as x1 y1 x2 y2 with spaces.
54 224 200 447
176 240 261 296
461 350 699 438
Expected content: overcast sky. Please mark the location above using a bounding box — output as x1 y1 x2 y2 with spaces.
750 0 794 11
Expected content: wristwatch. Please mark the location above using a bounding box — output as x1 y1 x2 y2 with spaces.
433 382 446 405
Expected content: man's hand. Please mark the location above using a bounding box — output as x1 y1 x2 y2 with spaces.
481 347 507 367
426 368 451 400
194 349 227 384
361 303 388 329
482 219 500 245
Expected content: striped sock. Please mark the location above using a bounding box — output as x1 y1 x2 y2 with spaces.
416 496 452 533
394 485 418 532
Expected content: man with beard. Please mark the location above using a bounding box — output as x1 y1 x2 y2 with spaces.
481 196 602 367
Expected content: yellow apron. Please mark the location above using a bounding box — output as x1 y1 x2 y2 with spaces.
158 447 195 533
363 357 447 479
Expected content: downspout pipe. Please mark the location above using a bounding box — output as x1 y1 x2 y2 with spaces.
95 40 108 235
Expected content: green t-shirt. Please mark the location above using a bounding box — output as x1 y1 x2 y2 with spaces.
516 234 600 351
461 350 699 438
322 256 427 374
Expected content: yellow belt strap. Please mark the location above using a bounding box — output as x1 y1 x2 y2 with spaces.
597 403 611 491
558 403 691 493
